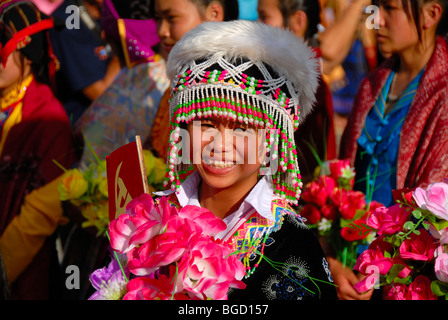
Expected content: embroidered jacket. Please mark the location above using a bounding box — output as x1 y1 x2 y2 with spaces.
156 172 337 300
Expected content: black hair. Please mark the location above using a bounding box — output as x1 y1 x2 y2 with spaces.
279 0 321 42
377 0 448 38
189 0 240 21
0 3 52 86
29 33 51 86
111 0 155 19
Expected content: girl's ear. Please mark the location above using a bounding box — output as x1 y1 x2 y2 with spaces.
288 10 308 38
204 2 225 22
421 1 443 30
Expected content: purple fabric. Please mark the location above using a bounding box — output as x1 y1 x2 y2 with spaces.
101 0 159 67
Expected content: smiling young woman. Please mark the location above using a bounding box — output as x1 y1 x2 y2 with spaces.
338 0 448 300
152 20 338 300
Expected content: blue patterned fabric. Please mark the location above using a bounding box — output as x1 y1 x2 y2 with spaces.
354 69 424 206
75 58 169 167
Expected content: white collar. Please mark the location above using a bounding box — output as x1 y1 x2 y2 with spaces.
154 171 278 222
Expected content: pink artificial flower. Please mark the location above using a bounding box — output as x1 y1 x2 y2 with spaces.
408 275 438 300
108 194 174 253
302 176 337 207
123 268 189 300
340 224 364 241
338 190 366 220
354 257 413 295
302 180 327 207
328 159 355 188
353 237 394 276
413 182 448 221
177 235 246 300
328 159 352 180
441 228 448 245
300 204 321 224
435 246 448 283
177 205 227 237
109 213 140 253
126 217 199 276
353 268 379 293
391 257 412 278
320 204 338 221
383 283 409 300
320 175 338 198
399 229 435 261
367 204 411 235
367 200 385 213
429 225 448 245
128 195 175 246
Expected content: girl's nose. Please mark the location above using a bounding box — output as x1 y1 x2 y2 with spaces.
211 128 233 154
157 19 170 39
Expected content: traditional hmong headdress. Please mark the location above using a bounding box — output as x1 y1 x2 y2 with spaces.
165 20 319 203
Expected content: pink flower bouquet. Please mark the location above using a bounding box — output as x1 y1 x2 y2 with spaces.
89 193 246 300
299 159 383 268
354 182 448 300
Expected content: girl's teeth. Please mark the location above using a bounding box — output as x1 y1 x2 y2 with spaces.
207 160 235 168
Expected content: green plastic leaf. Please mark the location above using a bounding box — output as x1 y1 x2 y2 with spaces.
394 276 411 285
403 221 415 230
431 280 448 297
389 264 405 277
412 210 422 219
433 219 448 231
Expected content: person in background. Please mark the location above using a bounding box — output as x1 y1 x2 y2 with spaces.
318 0 376 146
337 0 448 299
144 0 239 161
257 0 337 184
49 0 121 125
0 0 78 299
59 0 170 300
75 0 169 166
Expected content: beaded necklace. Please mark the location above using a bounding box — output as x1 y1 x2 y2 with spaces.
0 74 33 154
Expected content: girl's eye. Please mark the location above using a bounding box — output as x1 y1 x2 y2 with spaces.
200 123 215 129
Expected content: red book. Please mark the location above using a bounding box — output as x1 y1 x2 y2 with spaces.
106 136 149 221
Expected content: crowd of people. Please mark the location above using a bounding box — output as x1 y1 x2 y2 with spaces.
0 0 447 300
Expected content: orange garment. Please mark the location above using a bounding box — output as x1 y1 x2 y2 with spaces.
146 88 171 161
0 176 67 283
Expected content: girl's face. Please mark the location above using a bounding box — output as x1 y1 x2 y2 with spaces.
154 0 206 58
0 51 28 94
376 0 420 54
187 116 264 193
257 0 283 28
